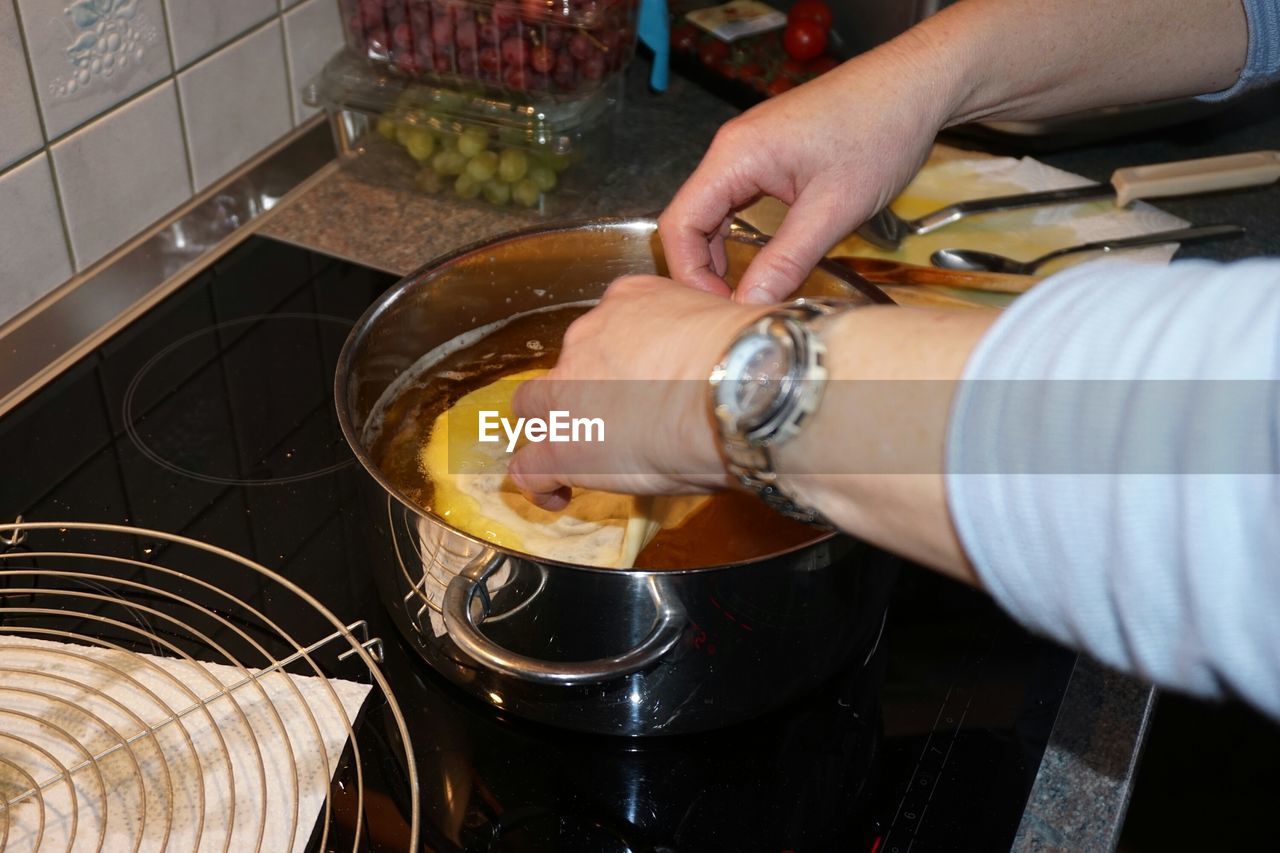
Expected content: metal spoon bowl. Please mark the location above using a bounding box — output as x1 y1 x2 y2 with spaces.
930 224 1245 275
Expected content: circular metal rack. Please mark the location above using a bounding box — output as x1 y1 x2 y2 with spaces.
0 520 420 851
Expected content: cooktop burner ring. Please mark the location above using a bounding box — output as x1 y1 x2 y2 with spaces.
0 520 421 852
121 313 357 487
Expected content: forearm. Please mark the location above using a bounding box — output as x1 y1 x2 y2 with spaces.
774 306 997 585
903 0 1248 126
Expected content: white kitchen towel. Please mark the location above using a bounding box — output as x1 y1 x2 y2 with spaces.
0 635 371 852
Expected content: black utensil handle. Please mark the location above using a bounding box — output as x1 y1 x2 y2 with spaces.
1035 223 1246 266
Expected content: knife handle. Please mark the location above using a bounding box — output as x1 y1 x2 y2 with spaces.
1112 151 1280 206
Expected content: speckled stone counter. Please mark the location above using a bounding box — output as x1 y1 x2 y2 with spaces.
261 64 1280 852
262 67 737 277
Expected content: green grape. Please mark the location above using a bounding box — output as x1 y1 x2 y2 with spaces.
431 149 467 176
465 150 499 182
497 148 529 183
376 116 398 141
415 167 445 194
454 173 482 199
482 180 511 206
533 150 574 173
512 178 541 209
403 127 435 162
395 122 416 147
527 165 556 193
457 127 490 158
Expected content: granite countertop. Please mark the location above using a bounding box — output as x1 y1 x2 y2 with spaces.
263 66 738 277
261 63 1280 852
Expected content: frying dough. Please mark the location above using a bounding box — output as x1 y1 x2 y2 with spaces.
420 369 707 568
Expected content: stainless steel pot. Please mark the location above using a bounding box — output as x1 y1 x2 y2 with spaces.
335 218 899 736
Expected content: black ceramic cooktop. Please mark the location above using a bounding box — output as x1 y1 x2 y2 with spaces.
0 236 1075 851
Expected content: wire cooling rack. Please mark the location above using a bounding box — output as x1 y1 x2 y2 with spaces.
0 519 419 851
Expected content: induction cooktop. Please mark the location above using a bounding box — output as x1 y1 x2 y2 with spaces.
0 235 1075 851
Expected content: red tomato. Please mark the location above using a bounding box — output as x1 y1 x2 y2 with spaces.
807 55 839 75
766 76 795 96
787 0 833 31
670 24 699 52
698 38 729 67
782 20 826 61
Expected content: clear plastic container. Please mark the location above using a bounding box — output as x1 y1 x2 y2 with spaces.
338 0 638 98
307 51 619 212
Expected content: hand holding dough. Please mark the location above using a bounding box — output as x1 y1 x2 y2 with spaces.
420 369 707 568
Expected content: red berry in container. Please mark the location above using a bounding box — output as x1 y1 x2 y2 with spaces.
500 34 527 66
457 50 478 72
479 18 503 45
520 0 546 23
529 43 554 72
478 44 501 72
580 51 605 80
430 16 453 46
392 20 413 50
434 52 454 72
568 31 592 60
455 18 478 49
503 64 530 90
493 1 520 29
544 25 563 49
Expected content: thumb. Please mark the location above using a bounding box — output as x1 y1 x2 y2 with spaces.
507 441 571 511
734 189 854 305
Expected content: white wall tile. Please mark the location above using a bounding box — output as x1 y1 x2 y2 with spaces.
177 21 291 192
0 1 43 168
163 0 277 69
282 0 342 123
50 81 191 270
0 154 73 325
16 0 171 138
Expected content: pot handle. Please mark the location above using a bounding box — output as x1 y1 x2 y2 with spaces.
443 554 685 685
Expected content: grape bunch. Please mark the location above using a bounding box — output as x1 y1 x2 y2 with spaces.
342 0 637 95
379 114 573 208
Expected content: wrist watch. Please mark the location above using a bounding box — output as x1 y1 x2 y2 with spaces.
708 297 852 526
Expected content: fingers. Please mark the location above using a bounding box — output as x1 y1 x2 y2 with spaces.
507 441 571 510
659 125 777 297
733 187 854 305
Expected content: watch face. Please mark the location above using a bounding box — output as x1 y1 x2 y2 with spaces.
720 331 789 428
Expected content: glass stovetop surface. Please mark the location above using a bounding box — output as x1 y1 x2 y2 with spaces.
0 236 1075 851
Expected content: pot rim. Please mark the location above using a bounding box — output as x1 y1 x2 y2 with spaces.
334 216 888 576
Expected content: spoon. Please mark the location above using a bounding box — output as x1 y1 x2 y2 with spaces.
930 224 1245 275
856 151 1279 250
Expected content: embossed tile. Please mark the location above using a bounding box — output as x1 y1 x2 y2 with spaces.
16 0 171 139
282 0 342 123
177 21 291 192
0 154 74 325
0 1 43 167
50 81 191 270
163 0 277 69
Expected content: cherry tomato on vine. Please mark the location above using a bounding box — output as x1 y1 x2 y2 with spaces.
787 0 833 31
782 19 826 61
698 38 730 66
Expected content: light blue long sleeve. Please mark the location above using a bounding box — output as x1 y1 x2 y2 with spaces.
947 258 1280 717
1198 0 1280 100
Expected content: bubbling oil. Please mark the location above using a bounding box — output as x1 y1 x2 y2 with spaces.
371 304 824 569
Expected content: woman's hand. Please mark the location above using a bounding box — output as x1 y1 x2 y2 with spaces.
658 31 963 305
507 276 767 509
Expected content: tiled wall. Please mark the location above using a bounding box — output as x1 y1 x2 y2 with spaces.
0 0 344 327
